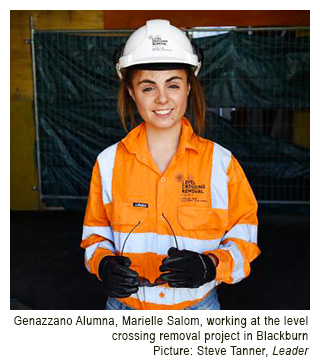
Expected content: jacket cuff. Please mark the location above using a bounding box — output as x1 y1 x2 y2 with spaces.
88 248 116 281
204 249 234 283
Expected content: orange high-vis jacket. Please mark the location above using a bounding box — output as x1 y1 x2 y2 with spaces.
81 118 260 310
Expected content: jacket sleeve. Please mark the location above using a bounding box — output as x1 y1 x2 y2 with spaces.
81 160 116 279
205 155 260 284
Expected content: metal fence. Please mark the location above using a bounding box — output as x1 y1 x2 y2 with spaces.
30 18 310 209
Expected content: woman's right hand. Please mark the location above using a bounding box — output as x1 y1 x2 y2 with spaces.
99 256 139 298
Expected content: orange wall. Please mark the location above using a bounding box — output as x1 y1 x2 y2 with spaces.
104 10 310 29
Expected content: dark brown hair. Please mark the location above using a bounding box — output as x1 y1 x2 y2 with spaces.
117 66 206 135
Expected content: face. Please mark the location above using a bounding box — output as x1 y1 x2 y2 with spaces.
128 69 190 131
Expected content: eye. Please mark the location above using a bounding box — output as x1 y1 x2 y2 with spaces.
142 87 154 92
168 84 180 89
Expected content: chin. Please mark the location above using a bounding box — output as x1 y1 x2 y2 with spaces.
151 121 179 130
147 116 182 129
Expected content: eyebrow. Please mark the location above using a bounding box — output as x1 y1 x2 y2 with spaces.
137 76 183 85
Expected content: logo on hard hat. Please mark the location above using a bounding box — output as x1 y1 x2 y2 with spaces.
148 35 172 52
150 35 168 46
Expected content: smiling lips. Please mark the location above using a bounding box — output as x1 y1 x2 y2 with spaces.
154 109 173 117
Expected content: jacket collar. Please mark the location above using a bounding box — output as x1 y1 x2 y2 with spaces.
121 117 199 155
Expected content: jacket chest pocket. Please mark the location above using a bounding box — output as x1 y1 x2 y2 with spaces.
177 206 228 234
106 201 149 226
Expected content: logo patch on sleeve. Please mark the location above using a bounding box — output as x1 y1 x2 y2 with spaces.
133 202 148 208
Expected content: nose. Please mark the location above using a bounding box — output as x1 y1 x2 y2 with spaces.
155 88 169 104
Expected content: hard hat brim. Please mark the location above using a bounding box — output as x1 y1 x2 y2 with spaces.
127 63 192 71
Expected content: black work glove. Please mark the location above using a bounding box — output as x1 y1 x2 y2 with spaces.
98 256 139 298
159 247 216 288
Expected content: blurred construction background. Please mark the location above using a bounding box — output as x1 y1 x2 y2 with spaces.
10 10 310 310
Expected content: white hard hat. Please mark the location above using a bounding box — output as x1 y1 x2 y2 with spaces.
115 19 202 78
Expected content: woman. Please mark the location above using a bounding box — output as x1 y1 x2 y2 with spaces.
81 19 260 310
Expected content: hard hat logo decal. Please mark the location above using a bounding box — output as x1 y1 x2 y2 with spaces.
149 35 172 52
151 35 168 46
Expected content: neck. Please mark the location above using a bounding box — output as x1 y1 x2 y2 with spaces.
146 121 182 152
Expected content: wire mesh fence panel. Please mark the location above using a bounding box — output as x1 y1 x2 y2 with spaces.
191 29 310 203
32 27 309 209
34 32 130 209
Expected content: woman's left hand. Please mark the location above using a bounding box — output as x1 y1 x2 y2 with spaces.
159 247 216 288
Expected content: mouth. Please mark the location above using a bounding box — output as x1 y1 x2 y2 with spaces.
153 109 173 117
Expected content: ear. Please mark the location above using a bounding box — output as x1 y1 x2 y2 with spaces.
116 63 123 80
128 87 136 102
187 84 191 95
